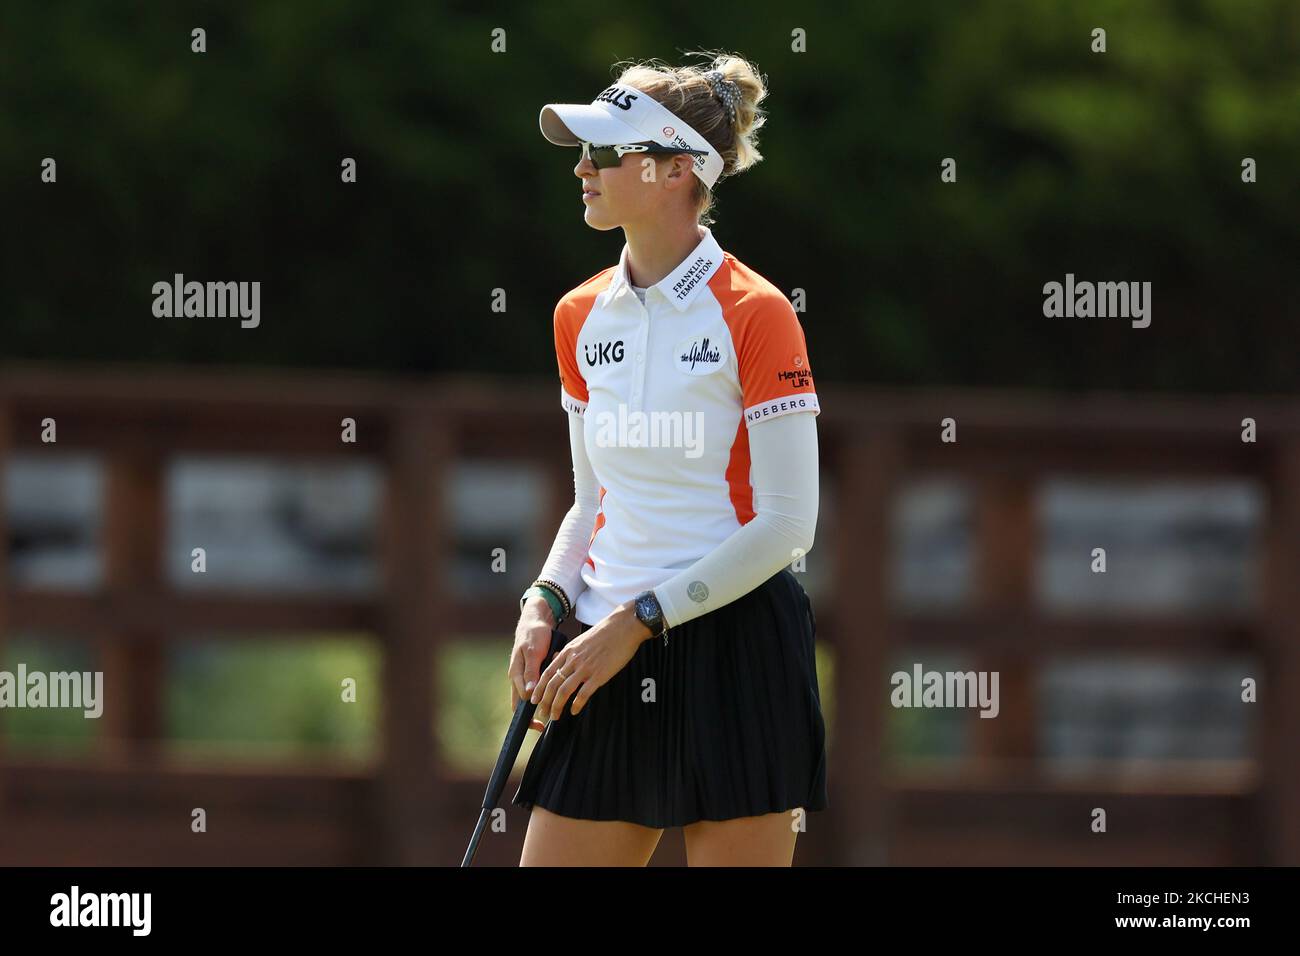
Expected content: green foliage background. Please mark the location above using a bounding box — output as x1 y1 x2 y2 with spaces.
1 0 1296 391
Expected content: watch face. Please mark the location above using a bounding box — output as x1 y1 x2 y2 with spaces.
636 593 661 628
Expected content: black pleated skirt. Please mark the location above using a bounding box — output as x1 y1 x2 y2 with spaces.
512 567 829 829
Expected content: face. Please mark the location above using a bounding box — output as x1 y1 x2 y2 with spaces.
574 142 698 231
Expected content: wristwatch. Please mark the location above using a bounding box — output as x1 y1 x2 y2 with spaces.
633 589 669 644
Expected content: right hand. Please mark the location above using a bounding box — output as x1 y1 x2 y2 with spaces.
509 597 555 733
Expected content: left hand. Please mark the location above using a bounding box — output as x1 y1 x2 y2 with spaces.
531 600 652 721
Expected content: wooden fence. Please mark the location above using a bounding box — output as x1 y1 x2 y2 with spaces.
0 364 1296 865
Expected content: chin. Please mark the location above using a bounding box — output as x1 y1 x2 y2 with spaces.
583 211 621 231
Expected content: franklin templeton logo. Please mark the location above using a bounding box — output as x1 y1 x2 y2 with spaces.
672 256 714 300
676 335 726 375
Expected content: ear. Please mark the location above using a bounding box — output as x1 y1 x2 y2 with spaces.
662 155 696 192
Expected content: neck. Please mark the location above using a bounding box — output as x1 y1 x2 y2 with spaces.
624 218 704 289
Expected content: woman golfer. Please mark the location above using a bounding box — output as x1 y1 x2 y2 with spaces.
509 52 828 866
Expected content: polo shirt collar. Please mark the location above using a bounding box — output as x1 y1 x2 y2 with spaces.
608 227 726 312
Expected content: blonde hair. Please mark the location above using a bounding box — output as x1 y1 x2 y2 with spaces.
611 51 769 226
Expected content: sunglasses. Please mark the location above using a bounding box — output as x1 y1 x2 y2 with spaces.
578 140 709 170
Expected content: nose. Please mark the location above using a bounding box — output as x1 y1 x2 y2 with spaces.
575 149 597 178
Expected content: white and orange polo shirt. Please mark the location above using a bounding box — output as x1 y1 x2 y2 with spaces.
554 226 820 625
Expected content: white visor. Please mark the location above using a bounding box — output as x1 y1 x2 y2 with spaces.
540 83 724 189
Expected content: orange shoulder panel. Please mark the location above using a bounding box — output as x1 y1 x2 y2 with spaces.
709 255 816 410
554 268 616 405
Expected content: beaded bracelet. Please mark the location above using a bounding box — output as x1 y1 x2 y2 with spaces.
520 580 571 624
533 578 573 619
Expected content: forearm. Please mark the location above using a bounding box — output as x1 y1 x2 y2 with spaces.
534 503 594 613
532 412 598 613
654 411 819 628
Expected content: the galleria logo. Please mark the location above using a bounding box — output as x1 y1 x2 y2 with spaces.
675 335 726 375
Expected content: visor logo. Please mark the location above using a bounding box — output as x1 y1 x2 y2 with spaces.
594 85 638 111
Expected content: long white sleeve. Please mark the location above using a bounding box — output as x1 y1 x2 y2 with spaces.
653 410 819 628
533 412 600 610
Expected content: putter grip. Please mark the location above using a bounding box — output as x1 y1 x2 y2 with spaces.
478 628 566 809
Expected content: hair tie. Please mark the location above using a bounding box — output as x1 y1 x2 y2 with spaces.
704 69 738 125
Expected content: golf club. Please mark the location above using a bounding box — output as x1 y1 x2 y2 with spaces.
461 626 567 867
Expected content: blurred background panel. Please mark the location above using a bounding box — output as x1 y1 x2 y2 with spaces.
1036 479 1263 612
1038 653 1256 768
165 457 382 594
6 455 104 590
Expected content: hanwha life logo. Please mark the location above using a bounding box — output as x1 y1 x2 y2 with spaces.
662 126 675 138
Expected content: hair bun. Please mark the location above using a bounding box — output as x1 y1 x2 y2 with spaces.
704 69 739 124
